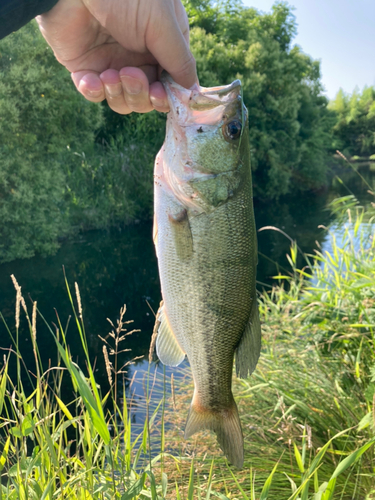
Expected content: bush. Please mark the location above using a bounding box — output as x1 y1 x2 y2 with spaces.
329 86 375 158
0 21 102 262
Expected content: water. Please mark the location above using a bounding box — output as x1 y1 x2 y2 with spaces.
0 164 374 410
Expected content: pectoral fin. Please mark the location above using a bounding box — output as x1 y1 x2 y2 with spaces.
155 304 186 367
235 299 261 378
168 208 193 260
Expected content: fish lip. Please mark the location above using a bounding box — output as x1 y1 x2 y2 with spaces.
161 72 242 123
161 71 241 98
199 79 241 98
161 72 190 119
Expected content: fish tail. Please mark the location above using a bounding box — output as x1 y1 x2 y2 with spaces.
184 394 244 468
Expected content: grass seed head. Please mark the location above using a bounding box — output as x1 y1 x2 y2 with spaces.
11 275 27 328
75 282 83 318
32 301 37 343
103 345 113 386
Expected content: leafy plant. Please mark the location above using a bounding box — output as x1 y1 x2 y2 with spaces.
329 86 375 158
0 21 102 262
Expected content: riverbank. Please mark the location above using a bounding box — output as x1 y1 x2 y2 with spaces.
0 194 374 498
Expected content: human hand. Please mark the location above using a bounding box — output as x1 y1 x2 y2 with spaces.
36 0 197 114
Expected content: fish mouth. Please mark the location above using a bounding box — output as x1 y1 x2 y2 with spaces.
161 72 242 126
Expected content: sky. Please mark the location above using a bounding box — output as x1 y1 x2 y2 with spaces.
241 0 375 100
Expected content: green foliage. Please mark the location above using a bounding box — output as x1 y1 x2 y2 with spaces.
0 1 342 262
0 150 65 261
64 112 165 231
329 86 375 157
0 21 103 262
0 21 102 153
183 0 335 198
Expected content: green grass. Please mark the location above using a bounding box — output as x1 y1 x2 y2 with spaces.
160 195 375 498
0 275 169 499
0 194 374 498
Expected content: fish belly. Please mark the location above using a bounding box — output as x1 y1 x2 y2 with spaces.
155 179 256 408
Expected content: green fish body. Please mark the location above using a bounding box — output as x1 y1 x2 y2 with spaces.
153 75 261 468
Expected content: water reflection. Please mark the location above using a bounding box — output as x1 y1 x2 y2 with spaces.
0 164 373 399
0 222 160 397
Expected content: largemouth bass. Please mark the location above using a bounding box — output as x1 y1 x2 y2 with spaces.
153 74 261 468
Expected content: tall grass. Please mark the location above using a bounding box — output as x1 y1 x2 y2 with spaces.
0 275 170 499
161 195 375 498
0 194 374 498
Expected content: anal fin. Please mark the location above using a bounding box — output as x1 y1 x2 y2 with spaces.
155 304 185 367
235 299 261 379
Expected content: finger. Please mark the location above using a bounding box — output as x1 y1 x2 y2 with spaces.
174 0 190 46
100 69 132 114
71 71 106 102
119 67 154 114
147 4 197 89
150 81 170 113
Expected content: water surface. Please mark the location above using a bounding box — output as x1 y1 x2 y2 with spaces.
0 164 373 405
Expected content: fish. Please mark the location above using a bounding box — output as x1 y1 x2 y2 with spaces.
152 74 261 468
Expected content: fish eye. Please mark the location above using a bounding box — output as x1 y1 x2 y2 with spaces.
224 120 242 141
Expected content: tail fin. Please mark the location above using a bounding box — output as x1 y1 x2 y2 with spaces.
184 397 244 468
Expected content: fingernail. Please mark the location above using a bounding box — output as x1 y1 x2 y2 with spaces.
121 75 142 95
105 82 123 97
151 96 168 110
86 89 102 98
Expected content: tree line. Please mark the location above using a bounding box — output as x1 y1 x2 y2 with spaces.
0 0 373 263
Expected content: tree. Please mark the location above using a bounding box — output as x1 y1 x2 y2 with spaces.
329 86 375 157
182 0 334 198
0 21 102 261
0 2 337 262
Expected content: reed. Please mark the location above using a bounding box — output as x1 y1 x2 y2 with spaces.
0 274 169 499
0 194 374 498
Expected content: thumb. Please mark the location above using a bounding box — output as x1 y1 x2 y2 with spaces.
147 7 197 89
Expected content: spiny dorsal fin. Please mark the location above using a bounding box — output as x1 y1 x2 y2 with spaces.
235 299 261 379
155 305 186 367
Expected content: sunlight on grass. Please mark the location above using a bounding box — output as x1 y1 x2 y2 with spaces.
0 194 374 498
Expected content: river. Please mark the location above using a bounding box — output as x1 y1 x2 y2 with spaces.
0 163 374 408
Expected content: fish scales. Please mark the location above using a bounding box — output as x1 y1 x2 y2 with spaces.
153 74 261 468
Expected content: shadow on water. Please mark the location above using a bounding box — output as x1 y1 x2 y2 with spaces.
0 221 160 401
0 162 374 409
